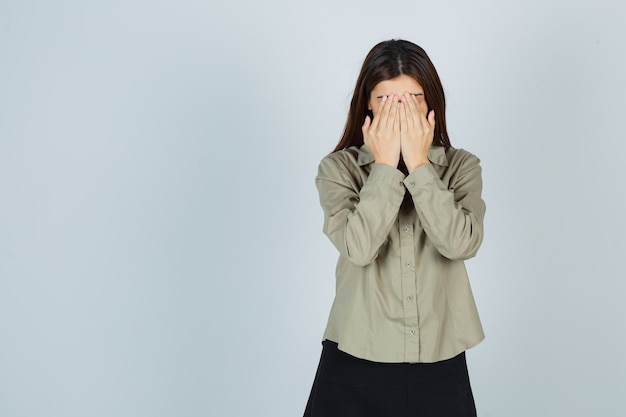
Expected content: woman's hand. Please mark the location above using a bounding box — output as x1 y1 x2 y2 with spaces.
362 94 401 168
399 92 435 173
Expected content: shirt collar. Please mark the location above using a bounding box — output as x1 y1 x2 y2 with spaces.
357 144 449 167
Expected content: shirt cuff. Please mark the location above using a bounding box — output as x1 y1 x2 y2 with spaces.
369 163 406 187
403 163 445 193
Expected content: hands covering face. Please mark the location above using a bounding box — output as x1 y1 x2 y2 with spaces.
362 92 435 173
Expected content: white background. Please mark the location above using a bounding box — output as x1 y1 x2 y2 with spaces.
1 1 625 416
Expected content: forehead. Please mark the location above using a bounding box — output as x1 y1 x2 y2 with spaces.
371 75 423 94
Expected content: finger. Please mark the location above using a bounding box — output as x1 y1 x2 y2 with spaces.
427 110 436 127
387 95 399 130
392 99 401 134
380 93 395 128
362 114 371 133
402 92 418 129
411 93 429 129
369 95 384 131
399 99 408 134
362 115 372 145
411 93 425 116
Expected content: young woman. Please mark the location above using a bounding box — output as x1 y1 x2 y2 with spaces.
304 39 486 417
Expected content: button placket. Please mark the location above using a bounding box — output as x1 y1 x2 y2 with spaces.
398 207 420 361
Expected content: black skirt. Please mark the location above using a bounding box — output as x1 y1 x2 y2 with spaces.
304 340 477 417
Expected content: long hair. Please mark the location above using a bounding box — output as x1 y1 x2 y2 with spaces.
333 40 451 152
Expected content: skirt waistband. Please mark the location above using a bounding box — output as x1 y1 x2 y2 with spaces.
319 340 470 391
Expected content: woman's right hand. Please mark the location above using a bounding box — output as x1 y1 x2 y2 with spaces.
362 94 401 169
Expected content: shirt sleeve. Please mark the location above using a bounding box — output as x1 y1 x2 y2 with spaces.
404 153 486 260
316 156 406 266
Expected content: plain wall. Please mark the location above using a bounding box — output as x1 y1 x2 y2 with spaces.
1 1 625 416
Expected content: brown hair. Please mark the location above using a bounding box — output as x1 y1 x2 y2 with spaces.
333 39 451 152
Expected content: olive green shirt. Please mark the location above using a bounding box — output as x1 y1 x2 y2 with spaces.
315 144 485 363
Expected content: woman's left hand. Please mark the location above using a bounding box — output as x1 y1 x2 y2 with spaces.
399 92 436 173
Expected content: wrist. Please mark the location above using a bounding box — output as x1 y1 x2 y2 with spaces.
376 160 400 169
406 158 429 173
374 154 400 168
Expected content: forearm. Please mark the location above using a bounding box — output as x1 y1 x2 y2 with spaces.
405 162 485 260
318 163 405 266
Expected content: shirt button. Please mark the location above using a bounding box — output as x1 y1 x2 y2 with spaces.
405 261 412 268
408 329 415 335
407 295 414 302
409 181 415 187
404 226 410 233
